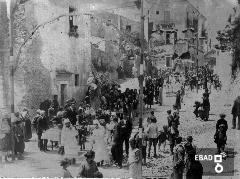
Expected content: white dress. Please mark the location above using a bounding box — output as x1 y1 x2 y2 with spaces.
61 126 78 156
91 127 110 163
128 148 141 179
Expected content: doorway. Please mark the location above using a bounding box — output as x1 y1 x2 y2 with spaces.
60 84 67 106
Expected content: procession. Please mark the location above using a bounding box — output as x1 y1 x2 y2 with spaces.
1 0 240 178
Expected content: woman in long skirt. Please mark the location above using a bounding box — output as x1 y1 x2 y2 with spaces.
60 119 78 157
21 108 32 142
91 120 110 166
13 119 25 159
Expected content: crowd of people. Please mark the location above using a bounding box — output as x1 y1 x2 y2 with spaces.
1 62 233 179
0 108 32 163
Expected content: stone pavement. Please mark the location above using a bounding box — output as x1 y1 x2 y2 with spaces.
0 134 130 178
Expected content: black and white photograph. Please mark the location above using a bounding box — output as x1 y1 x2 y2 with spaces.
0 0 240 178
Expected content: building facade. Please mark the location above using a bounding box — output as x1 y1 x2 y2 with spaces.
147 0 207 70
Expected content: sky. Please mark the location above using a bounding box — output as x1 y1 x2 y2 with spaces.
189 0 237 44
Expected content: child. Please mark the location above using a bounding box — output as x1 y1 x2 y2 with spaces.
128 139 141 179
158 125 168 152
78 150 103 178
60 158 72 178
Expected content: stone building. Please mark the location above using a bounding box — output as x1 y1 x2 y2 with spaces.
0 0 145 115
0 0 127 115
146 0 207 70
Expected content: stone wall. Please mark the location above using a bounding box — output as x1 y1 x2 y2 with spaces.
0 1 10 116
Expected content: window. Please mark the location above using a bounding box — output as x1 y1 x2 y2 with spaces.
174 32 177 43
75 74 79 86
166 56 172 67
186 12 190 28
164 11 170 24
126 25 131 32
193 18 198 33
156 11 159 15
166 32 171 44
69 6 79 38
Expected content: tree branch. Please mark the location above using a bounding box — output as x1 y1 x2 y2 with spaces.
14 12 138 72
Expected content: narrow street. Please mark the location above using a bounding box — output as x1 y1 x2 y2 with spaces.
1 0 240 178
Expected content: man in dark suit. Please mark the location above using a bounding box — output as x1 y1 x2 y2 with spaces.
121 115 133 157
112 117 125 169
66 103 78 125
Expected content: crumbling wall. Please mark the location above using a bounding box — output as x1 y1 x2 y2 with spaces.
13 1 52 114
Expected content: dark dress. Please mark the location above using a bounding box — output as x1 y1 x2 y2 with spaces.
175 93 181 110
0 134 12 152
13 124 25 154
21 114 32 141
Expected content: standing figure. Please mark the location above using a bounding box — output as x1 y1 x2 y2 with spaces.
167 110 173 128
231 96 240 129
157 125 168 152
112 118 124 168
121 116 132 157
128 139 141 179
193 101 201 118
21 108 32 142
0 116 11 163
172 137 185 179
13 117 25 160
60 118 78 156
175 90 181 112
91 120 110 166
184 136 203 179
158 86 163 106
214 114 228 154
146 118 158 158
52 95 59 115
66 103 78 126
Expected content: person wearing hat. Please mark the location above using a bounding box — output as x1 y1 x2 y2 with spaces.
65 103 78 126
214 114 228 154
60 158 72 178
0 115 11 163
12 114 25 160
78 150 103 178
21 108 32 142
216 114 228 133
184 136 200 179
172 136 185 179
34 110 48 151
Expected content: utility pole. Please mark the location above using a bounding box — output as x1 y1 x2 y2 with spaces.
8 0 15 160
196 32 199 93
138 0 144 175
